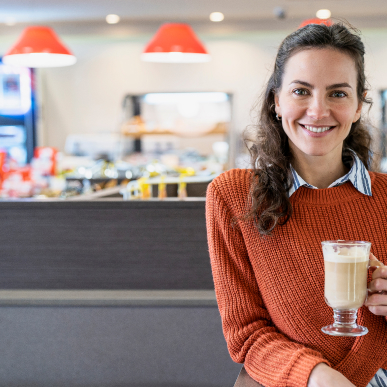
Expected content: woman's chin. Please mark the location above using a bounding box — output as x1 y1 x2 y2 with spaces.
299 148 335 157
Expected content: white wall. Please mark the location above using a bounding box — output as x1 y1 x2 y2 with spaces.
38 32 284 154
21 29 387 157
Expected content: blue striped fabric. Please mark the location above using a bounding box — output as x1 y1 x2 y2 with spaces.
288 150 372 197
367 368 387 387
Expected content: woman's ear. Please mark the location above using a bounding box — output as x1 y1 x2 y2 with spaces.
353 91 366 123
274 94 281 115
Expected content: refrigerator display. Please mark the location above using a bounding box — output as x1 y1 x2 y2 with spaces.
0 61 36 166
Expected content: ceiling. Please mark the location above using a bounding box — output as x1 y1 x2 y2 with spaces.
1 0 387 36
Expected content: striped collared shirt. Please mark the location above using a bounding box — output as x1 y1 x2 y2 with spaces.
288 150 372 197
368 369 387 387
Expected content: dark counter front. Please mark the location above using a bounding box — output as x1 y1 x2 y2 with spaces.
0 200 242 387
0 199 213 290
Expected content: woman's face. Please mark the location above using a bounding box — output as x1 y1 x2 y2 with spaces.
274 48 363 159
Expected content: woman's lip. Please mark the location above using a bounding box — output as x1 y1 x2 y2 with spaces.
299 123 335 137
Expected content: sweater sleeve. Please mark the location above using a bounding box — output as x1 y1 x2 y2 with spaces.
206 181 330 387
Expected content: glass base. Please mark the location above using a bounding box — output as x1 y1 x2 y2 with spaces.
321 309 368 337
321 324 368 336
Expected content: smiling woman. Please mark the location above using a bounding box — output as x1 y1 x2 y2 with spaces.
206 23 387 387
246 24 372 235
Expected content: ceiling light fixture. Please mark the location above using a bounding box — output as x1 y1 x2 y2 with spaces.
316 9 332 19
2 26 76 68
141 23 211 63
298 18 332 29
210 12 224 22
106 14 120 24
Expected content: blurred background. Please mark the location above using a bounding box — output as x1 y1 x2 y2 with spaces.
0 2 386 387
1 0 387 199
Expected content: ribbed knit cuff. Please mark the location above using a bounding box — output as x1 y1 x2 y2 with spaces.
286 352 330 387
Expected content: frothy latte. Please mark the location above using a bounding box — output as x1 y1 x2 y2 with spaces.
323 245 368 310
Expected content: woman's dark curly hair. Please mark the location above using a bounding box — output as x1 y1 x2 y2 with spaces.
245 23 373 235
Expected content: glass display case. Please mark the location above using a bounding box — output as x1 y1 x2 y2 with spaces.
121 91 233 166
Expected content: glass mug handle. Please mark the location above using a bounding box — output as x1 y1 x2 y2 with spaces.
368 258 385 295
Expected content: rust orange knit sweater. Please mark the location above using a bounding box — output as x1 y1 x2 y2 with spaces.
206 169 387 387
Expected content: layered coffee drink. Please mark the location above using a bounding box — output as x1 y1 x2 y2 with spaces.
323 245 368 310
321 241 375 336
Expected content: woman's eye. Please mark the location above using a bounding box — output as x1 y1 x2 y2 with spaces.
293 88 309 96
331 91 347 98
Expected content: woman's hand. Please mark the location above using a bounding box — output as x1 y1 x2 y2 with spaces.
308 364 355 387
366 254 387 316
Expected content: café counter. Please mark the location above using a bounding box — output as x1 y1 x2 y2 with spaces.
0 198 212 291
0 198 242 387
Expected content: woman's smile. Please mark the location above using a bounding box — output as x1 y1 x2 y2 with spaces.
298 123 336 137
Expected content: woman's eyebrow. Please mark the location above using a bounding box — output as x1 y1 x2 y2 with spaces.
326 82 352 90
289 80 352 89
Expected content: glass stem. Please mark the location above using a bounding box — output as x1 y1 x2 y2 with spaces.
333 309 358 327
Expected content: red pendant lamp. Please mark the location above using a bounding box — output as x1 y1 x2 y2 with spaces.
298 18 333 29
142 23 211 63
2 26 76 68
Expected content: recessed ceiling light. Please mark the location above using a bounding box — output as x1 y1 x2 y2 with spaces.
5 17 16 26
316 9 331 19
209 12 224 22
273 7 286 19
106 14 120 24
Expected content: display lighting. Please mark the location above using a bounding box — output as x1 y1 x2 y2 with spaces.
106 14 120 24
141 23 211 63
5 17 16 27
2 26 76 68
210 12 224 22
298 18 332 29
316 9 332 19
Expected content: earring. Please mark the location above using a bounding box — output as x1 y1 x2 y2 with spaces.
276 113 282 121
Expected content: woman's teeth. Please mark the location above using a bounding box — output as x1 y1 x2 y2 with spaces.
303 125 332 133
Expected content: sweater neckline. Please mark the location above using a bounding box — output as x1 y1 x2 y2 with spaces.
290 172 375 205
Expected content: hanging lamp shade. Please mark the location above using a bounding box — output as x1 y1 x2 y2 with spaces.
2 26 76 68
298 18 333 29
141 23 211 63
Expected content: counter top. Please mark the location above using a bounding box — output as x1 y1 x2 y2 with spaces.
0 290 216 306
0 197 205 206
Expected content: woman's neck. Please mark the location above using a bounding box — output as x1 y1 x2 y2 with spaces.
290 147 349 189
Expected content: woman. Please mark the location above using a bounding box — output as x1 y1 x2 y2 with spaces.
206 23 387 387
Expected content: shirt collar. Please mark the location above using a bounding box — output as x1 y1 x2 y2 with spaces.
288 150 372 197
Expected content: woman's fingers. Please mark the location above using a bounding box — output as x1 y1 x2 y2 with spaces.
365 292 387 316
367 277 387 293
372 266 387 281
366 273 387 316
366 292 387 305
369 253 384 268
366 305 387 316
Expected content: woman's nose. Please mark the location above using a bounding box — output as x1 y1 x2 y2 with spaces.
306 96 330 120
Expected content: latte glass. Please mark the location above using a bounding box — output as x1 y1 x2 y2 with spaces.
321 240 380 337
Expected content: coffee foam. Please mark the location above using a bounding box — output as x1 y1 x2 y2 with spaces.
323 245 368 263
